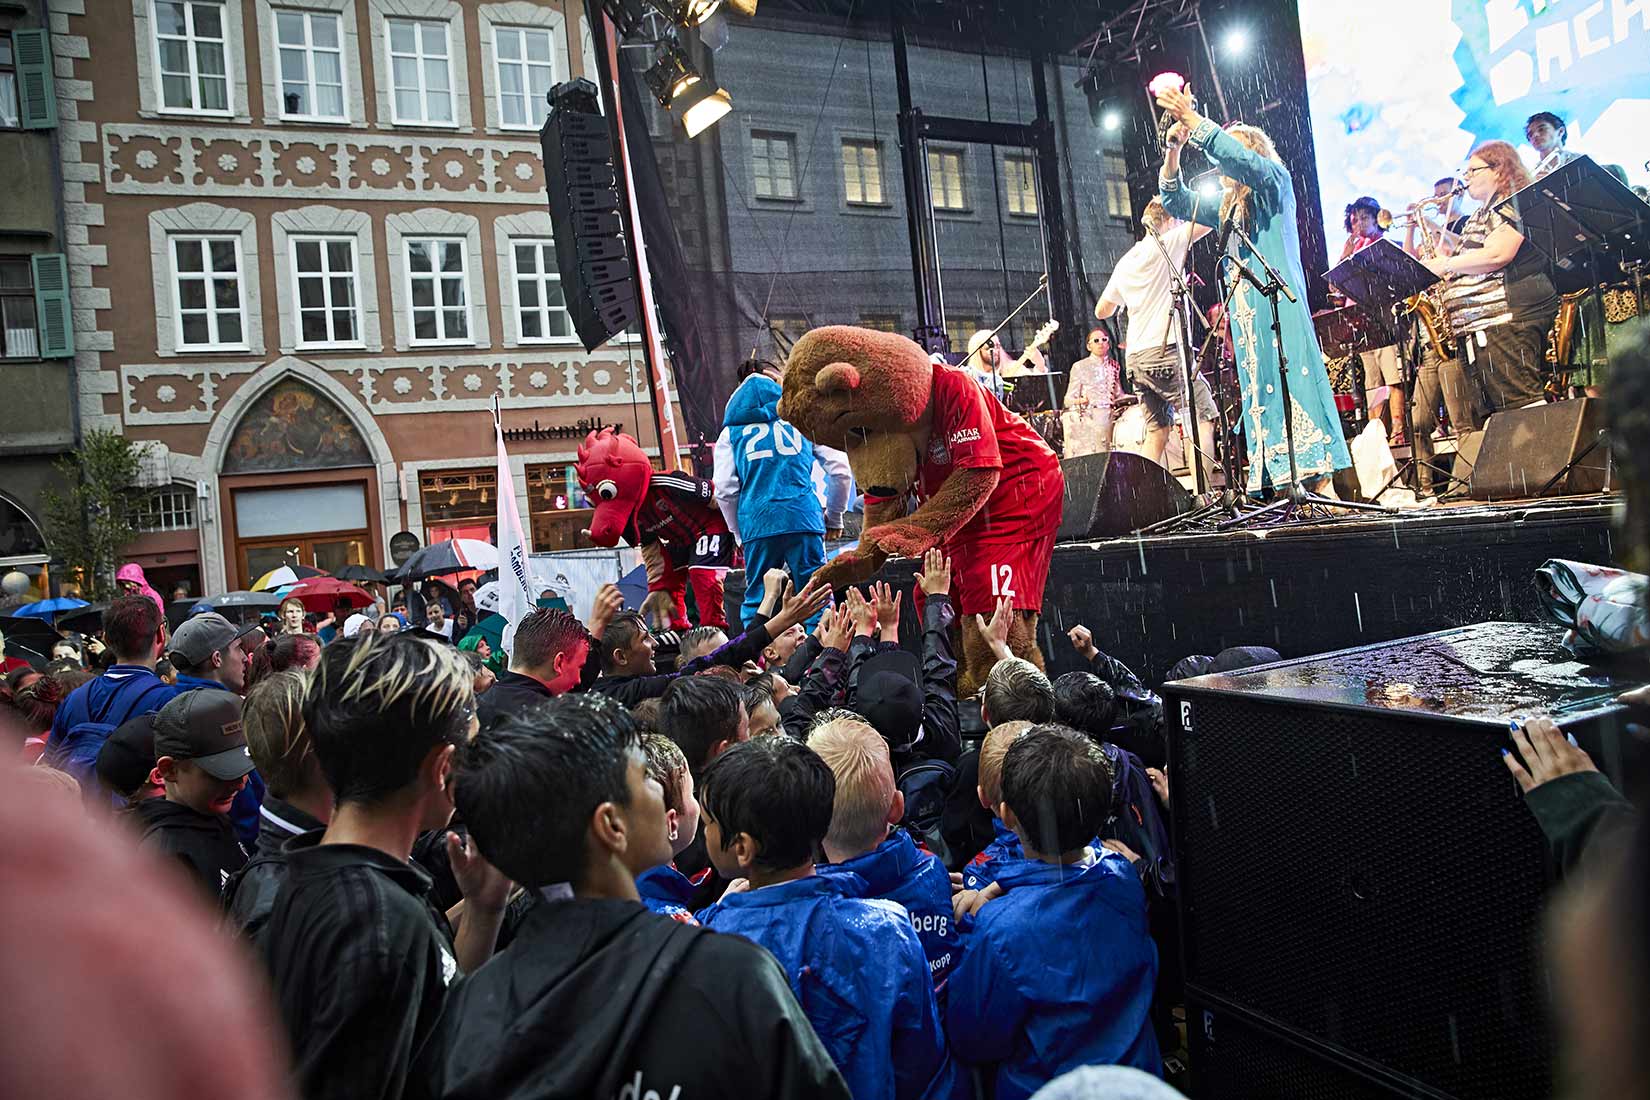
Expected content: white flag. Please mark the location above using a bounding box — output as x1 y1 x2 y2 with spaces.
494 403 535 656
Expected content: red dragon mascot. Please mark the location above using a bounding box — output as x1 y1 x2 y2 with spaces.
576 427 736 630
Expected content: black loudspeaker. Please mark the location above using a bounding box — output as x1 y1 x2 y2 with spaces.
1056 451 1193 540
541 81 639 351
1164 623 1648 1100
1469 397 1608 500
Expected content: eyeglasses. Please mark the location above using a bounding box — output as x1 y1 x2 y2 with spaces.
1462 165 1492 177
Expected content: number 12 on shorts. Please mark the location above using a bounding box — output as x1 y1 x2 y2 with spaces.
989 563 1015 598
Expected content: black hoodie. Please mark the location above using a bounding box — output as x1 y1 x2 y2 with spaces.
134 796 247 901
412 894 850 1100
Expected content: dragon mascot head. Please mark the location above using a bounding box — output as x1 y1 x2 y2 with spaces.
575 427 653 548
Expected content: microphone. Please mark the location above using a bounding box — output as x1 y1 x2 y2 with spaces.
1215 209 1237 256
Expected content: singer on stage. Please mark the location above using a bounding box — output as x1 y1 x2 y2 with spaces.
1155 84 1352 496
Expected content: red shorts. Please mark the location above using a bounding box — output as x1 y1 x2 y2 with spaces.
947 525 1058 617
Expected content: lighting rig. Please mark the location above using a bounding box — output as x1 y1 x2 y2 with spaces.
600 0 756 137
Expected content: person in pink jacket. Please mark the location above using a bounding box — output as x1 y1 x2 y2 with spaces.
116 563 166 615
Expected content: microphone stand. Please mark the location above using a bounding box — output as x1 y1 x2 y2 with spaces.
1217 222 1393 528
976 274 1052 408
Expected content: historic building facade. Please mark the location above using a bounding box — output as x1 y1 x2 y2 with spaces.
45 0 675 596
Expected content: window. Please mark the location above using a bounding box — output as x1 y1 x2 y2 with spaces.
387 17 453 125
291 237 360 347
945 316 981 356
0 258 37 358
511 239 573 343
493 26 555 130
928 148 966 211
138 484 198 532
153 0 231 113
170 236 246 350
0 35 17 128
752 131 798 200
275 9 346 120
860 313 900 333
768 313 810 346
419 470 496 526
1104 152 1131 219
842 139 883 205
404 237 469 343
527 463 594 551
1004 154 1038 216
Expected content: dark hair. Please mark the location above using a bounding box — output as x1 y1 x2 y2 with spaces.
1346 195 1380 224
102 596 163 662
452 694 642 889
679 625 726 661
630 696 663 732
243 642 274 691
661 674 745 775
1434 176 1456 189
14 673 67 729
1525 110 1566 142
302 634 475 805
738 358 779 380
271 633 320 672
1052 672 1117 740
600 612 649 672
510 608 589 672
695 665 743 684
983 657 1055 724
699 736 834 872
744 672 776 712
1002 724 1113 855
154 658 175 680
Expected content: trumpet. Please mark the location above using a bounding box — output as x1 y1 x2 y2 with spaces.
1377 186 1465 231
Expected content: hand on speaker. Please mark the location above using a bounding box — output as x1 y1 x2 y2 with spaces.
1503 717 1599 794
1146 766 1169 808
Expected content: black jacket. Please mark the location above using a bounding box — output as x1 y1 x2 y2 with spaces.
411 894 850 1100
1524 770 1637 872
476 670 556 729
134 796 247 901
590 620 774 707
1084 648 1168 768
262 833 459 1100
222 797 325 939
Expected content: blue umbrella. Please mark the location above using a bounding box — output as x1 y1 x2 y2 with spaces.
616 564 649 611
12 597 90 621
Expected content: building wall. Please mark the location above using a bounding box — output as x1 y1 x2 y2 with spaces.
50 0 679 593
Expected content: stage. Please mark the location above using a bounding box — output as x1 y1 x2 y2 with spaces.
1032 493 1619 683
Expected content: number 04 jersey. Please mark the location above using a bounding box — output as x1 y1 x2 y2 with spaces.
918 362 1064 615
628 472 736 570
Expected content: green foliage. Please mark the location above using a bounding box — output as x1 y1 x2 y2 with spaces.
40 431 145 600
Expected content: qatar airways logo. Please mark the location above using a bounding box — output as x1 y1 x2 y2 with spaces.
949 427 981 446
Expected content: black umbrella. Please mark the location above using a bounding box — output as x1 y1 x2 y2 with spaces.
0 614 63 668
389 538 498 583
197 590 281 626
333 564 389 584
57 602 111 635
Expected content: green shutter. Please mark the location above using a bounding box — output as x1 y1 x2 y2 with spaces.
13 29 58 130
32 253 73 358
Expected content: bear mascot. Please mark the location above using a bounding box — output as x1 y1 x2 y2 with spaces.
777 326 1064 692
575 426 736 631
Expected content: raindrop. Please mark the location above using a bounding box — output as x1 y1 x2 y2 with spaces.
1354 591 1363 632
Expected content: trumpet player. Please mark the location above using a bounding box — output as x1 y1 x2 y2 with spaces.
1339 196 1407 445
1526 111 1579 181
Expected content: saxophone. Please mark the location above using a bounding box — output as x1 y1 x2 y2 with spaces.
1386 190 1460 361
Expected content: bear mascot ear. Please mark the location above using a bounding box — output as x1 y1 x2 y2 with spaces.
575 427 652 547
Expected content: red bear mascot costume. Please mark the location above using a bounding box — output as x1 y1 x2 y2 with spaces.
575 427 736 631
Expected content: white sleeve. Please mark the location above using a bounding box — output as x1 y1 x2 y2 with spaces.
814 444 854 529
712 428 741 542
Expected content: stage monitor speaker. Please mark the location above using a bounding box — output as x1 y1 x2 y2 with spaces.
1164 623 1648 1100
1056 451 1193 540
541 82 639 351
1469 397 1607 500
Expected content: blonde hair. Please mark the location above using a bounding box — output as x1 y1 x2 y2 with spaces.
1141 198 1170 232
808 712 897 859
964 329 996 372
243 669 314 799
1219 124 1281 228
978 719 1033 809
641 732 690 813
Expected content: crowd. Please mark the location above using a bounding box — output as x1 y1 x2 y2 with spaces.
4 322 1650 1100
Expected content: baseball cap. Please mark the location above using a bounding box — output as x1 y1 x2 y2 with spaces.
167 612 262 669
853 649 924 753
152 690 255 780
95 712 159 798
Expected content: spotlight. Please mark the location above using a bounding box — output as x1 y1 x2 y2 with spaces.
1101 110 1121 132
652 0 721 26
1222 27 1251 57
1197 178 1221 198
642 43 732 136
680 80 732 137
642 43 697 107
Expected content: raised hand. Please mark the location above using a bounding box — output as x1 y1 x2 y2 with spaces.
870 580 902 640
586 582 625 637
773 575 833 633
912 547 952 597
973 596 1015 662
846 585 877 637
1067 623 1098 659
820 604 854 651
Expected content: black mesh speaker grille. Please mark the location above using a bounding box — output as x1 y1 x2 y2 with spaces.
1174 693 1554 1099
1189 1003 1410 1100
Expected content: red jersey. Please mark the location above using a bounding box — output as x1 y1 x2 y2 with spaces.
627 472 730 561
918 363 1063 543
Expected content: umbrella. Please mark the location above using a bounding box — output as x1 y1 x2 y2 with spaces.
617 564 649 611
285 576 375 613
251 564 327 591
390 538 498 582
0 614 63 667
56 602 111 634
333 564 389 584
200 590 283 611
12 596 90 621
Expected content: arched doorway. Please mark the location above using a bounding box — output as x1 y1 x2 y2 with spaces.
0 493 52 602
219 376 382 588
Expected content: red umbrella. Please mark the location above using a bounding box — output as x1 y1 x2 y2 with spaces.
286 576 375 613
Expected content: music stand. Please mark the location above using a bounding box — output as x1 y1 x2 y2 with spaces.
1496 156 1650 383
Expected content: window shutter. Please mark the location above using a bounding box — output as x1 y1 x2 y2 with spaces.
32 253 74 358
13 29 59 130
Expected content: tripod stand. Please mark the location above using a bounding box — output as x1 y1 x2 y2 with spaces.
1218 224 1393 529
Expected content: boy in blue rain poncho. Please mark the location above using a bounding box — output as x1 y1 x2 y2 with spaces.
808 711 966 997
713 359 853 630
947 725 1162 1099
695 736 960 1100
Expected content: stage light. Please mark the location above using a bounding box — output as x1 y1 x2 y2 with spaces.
651 0 721 26
1197 178 1221 198
642 43 732 136
1102 110 1121 132
680 81 732 137
1222 27 1251 57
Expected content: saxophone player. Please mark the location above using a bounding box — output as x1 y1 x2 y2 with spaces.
1402 180 1477 496
1339 197 1407 445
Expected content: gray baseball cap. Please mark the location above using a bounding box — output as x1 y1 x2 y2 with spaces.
167 611 263 668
